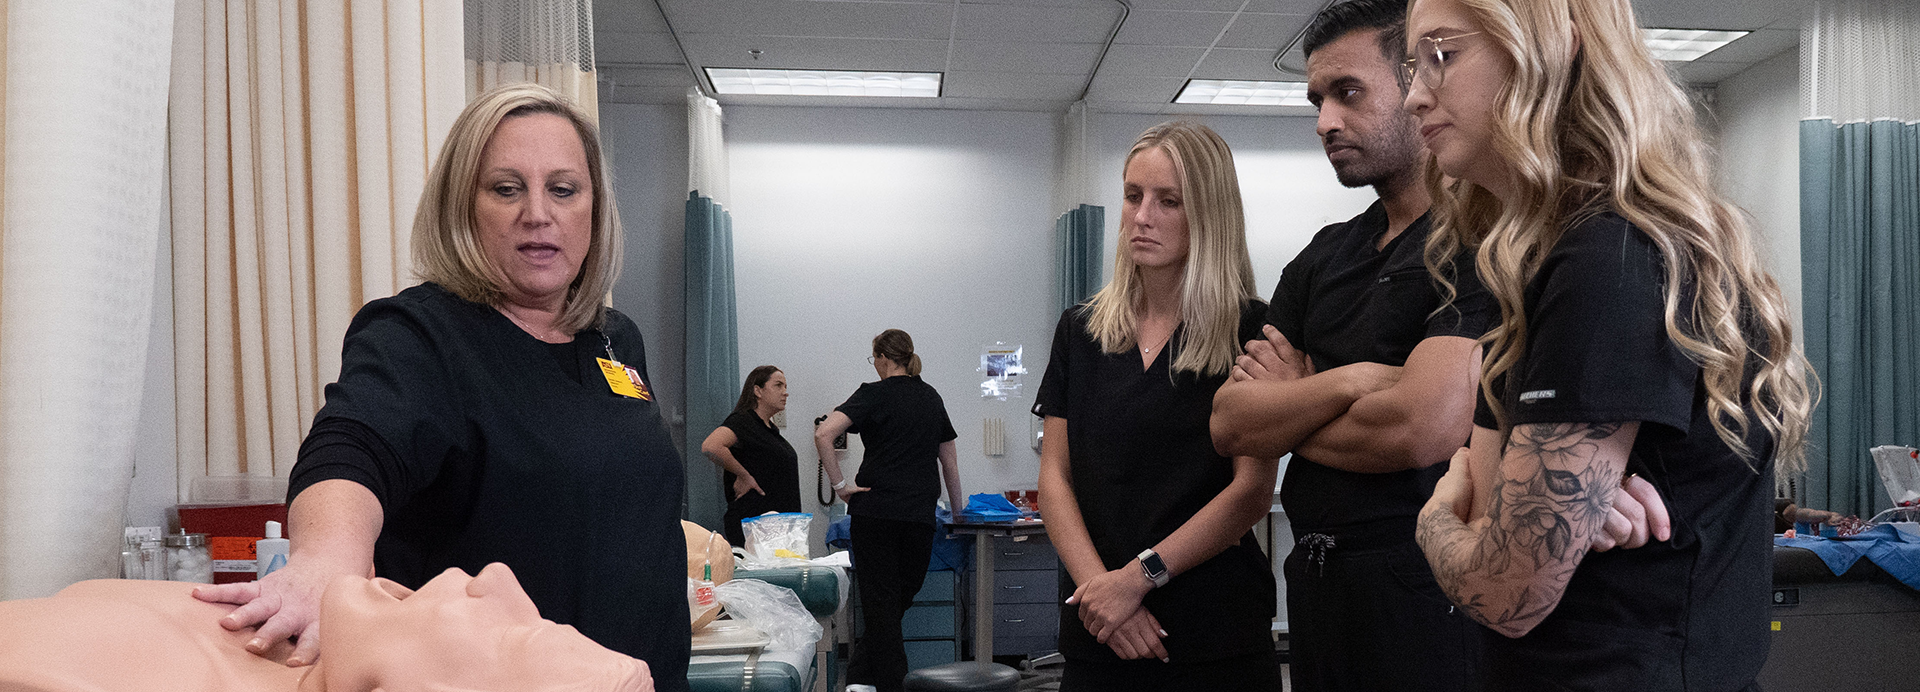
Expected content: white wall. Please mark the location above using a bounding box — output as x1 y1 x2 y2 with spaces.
602 101 693 453
1711 47 1803 335
725 107 1061 519
126 181 178 531
1091 114 1381 294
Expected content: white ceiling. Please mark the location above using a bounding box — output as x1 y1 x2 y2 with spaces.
593 0 1806 114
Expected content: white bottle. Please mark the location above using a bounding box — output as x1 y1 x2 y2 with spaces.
255 520 290 580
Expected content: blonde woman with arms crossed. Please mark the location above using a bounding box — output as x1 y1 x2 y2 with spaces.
1402 0 1814 689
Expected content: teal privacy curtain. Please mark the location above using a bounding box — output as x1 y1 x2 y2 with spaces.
1800 118 1920 517
1056 204 1105 313
685 190 738 529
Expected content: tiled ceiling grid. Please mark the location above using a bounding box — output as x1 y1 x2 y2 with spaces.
594 0 1807 114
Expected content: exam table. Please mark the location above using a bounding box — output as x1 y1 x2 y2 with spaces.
1757 543 1920 691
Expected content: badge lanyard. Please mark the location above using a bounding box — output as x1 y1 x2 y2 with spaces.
595 331 651 401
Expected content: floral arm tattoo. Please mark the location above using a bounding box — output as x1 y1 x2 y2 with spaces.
1416 422 1637 637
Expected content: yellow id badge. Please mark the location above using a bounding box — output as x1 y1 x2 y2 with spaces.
597 358 648 400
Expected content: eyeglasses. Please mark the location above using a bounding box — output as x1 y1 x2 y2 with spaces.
866 356 877 365
1401 32 1482 90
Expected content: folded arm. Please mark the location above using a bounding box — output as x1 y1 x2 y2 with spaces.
1293 336 1482 472
1416 421 1639 637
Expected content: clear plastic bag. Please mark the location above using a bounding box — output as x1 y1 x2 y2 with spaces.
714 578 822 651
741 512 812 564
1870 445 1920 506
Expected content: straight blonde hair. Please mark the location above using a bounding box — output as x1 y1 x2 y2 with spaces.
1419 0 1813 471
1084 121 1258 378
413 83 623 335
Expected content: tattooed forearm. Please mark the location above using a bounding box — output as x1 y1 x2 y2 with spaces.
1418 421 1637 637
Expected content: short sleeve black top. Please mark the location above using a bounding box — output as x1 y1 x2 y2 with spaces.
835 375 957 524
1032 300 1278 663
720 409 802 511
286 283 689 692
1269 202 1496 533
1471 213 1774 691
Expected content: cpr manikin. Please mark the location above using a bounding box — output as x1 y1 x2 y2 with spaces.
0 563 652 692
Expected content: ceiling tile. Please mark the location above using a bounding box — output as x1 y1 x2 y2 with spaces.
1193 48 1295 81
948 40 1105 75
1123 0 1311 12
942 71 1088 99
680 34 948 72
954 4 1120 43
659 0 954 40
599 64 698 88
1115 10 1235 47
1669 59 1751 85
601 84 695 105
1216 12 1311 50
1683 28 1796 64
595 0 673 34
1085 73 1186 103
1098 44 1208 77
596 32 687 65
1631 0 1803 31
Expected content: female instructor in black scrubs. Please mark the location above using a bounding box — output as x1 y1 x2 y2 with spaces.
1033 121 1283 690
1402 0 1813 689
192 83 688 691
702 365 802 546
816 329 963 692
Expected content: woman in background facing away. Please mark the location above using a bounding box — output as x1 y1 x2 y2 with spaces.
1402 0 1814 689
702 365 801 547
815 330 963 692
1034 121 1283 690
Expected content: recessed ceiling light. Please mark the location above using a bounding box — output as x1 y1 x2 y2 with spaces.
1642 28 1750 62
1174 79 1311 107
704 68 941 98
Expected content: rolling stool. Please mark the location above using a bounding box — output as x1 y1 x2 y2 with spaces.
901 661 1022 692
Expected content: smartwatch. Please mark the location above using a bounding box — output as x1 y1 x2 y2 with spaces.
1137 549 1170 588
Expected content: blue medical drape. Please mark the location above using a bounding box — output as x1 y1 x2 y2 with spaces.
1056 204 1104 313
1800 117 1920 517
684 190 738 529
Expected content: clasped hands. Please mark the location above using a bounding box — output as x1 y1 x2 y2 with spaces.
1064 560 1168 662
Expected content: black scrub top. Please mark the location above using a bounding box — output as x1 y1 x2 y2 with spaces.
835 375 957 524
720 409 802 541
1473 212 1773 691
1269 202 1496 533
1032 300 1278 664
288 282 690 692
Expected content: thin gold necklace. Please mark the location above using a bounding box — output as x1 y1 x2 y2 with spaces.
501 306 566 343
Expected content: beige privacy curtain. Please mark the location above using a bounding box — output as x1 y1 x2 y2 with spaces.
466 0 599 117
168 0 463 491
0 0 176 599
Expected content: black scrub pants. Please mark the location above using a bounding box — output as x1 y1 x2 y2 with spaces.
1285 529 1484 692
848 515 935 692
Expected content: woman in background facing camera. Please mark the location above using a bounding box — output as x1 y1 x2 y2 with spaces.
702 365 802 547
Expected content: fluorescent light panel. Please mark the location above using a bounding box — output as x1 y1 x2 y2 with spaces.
704 68 941 98
1642 28 1749 62
1174 79 1311 107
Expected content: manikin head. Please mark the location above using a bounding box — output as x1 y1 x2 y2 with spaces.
312 563 651 692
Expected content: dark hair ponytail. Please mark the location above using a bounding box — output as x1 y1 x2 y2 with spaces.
872 329 921 377
733 365 782 414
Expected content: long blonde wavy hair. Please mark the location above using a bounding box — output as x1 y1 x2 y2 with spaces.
1418 0 1813 471
1084 121 1258 378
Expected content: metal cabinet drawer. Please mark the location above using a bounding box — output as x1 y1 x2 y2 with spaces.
902 603 957 639
913 569 956 603
990 602 1057 639
991 536 1058 571
993 635 1058 657
993 568 1059 604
